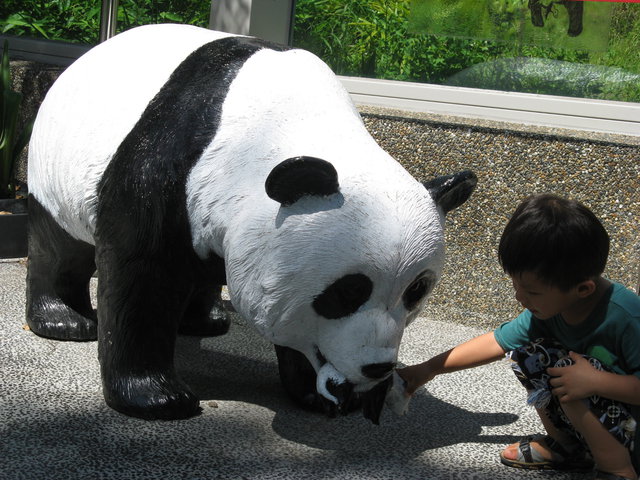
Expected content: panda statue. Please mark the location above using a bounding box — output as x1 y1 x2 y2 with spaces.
26 24 477 423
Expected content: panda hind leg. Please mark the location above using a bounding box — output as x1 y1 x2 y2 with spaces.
179 283 230 336
26 195 97 341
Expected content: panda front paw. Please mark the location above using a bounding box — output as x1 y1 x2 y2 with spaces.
299 381 361 418
103 373 201 420
300 392 338 417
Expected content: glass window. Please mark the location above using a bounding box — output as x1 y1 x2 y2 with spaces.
0 0 211 45
292 0 640 103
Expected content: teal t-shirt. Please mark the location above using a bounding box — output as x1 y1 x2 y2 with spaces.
494 282 640 379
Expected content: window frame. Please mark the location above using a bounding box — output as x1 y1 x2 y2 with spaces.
341 76 640 137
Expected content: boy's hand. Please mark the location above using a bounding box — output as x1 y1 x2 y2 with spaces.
547 351 600 402
396 364 434 397
395 368 414 397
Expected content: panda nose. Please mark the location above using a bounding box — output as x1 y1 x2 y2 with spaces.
361 362 396 379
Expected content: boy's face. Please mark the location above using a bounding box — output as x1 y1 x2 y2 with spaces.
511 272 580 320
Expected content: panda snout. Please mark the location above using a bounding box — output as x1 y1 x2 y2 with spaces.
361 362 396 380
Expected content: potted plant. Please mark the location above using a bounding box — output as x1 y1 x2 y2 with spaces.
0 40 33 258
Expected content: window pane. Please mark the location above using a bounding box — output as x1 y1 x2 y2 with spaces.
0 0 211 45
292 0 640 103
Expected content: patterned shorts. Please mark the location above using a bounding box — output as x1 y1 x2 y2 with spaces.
509 338 636 452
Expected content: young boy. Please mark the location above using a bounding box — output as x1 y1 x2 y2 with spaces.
397 194 640 480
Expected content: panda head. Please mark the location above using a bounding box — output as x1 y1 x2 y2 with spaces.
228 155 476 409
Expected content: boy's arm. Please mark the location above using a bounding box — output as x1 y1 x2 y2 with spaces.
548 351 640 405
397 331 507 396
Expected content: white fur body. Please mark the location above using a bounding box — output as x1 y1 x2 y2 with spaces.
29 24 447 394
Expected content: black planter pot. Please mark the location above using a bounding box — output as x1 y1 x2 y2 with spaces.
0 197 28 258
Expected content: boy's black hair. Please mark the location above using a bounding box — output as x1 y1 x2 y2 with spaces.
498 194 609 291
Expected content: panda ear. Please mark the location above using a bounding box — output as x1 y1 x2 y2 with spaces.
423 170 477 214
265 156 340 206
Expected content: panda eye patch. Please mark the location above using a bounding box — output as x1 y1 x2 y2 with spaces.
313 274 373 319
403 272 435 311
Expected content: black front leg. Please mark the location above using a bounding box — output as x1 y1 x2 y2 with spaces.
96 248 200 420
360 376 392 425
275 344 333 415
274 345 361 417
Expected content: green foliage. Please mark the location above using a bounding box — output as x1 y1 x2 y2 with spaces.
591 3 640 75
0 41 32 199
1 0 101 43
293 0 502 83
117 0 210 32
0 0 210 44
410 0 612 52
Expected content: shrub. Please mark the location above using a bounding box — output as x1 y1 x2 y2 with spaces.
0 0 210 44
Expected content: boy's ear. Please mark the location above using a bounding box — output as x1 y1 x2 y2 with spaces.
576 279 597 298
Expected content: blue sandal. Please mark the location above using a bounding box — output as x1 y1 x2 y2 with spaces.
500 434 594 472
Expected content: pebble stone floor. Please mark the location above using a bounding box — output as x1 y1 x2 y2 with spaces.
1 259 591 480
1 110 638 480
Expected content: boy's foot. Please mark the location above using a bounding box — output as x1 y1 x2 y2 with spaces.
500 434 594 471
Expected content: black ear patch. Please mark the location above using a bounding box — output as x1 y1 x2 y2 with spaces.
265 156 340 206
423 170 477 214
313 274 373 319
